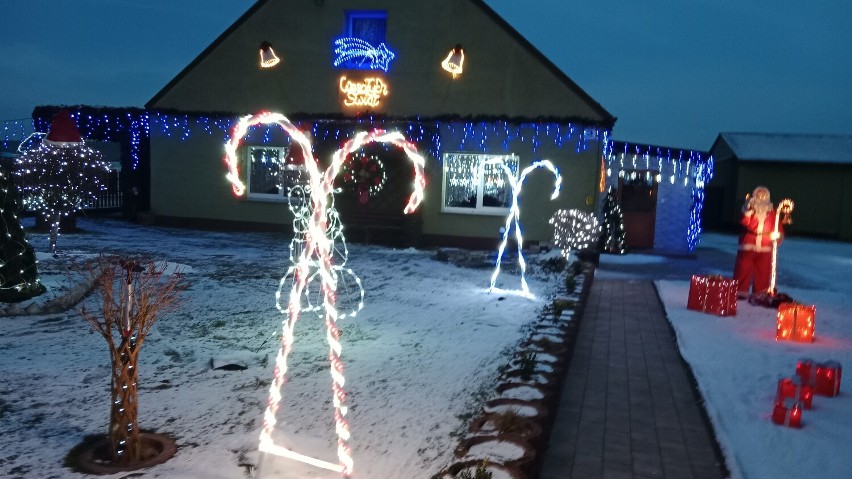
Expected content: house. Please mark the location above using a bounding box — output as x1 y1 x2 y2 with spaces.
707 132 852 241
604 140 713 254
140 0 616 248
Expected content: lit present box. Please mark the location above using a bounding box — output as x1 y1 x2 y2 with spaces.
686 275 738 316
815 361 842 397
776 303 815 342
795 358 814 384
771 398 803 428
776 376 814 410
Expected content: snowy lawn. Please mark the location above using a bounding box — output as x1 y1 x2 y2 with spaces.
4 218 851 479
598 233 852 479
0 217 558 479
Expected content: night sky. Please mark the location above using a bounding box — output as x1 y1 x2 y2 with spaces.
1 0 849 150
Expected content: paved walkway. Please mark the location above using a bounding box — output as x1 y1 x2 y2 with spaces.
538 279 728 479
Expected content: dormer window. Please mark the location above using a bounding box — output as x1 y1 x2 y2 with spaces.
333 11 395 72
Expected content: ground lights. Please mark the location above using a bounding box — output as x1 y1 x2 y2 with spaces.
485 158 561 297
224 112 425 477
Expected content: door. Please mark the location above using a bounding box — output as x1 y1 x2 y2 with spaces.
619 171 658 250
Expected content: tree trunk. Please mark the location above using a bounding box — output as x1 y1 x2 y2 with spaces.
109 335 141 464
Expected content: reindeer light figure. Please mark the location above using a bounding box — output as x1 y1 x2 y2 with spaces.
485 158 562 297
224 112 426 477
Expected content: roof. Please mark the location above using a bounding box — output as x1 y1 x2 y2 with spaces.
714 132 852 164
146 0 615 127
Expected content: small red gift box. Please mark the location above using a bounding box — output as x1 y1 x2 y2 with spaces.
815 361 842 397
771 398 803 428
796 358 814 384
776 377 814 409
687 275 738 316
776 303 815 342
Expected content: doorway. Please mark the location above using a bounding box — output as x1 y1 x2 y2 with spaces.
618 171 658 250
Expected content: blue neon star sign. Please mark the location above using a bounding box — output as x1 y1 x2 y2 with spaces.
333 37 396 72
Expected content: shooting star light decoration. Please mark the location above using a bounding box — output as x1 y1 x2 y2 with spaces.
224 111 425 477
333 37 396 72
485 158 562 298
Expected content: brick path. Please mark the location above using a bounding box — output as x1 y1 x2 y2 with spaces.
538 279 728 479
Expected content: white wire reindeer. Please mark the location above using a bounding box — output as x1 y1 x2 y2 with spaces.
224 112 425 477
483 158 562 297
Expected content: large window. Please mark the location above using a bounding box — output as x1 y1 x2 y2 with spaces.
246 146 307 201
442 153 519 215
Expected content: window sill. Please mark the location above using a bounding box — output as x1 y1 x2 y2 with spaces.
441 207 510 217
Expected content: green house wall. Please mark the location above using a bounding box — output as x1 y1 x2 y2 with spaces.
146 0 613 245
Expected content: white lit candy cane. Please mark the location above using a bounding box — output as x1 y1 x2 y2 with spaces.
769 198 794 295
484 158 562 297
224 112 425 477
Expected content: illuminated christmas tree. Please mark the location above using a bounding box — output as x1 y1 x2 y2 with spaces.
0 165 45 302
599 187 626 254
14 110 110 253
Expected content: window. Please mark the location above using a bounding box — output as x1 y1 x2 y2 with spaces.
246 146 308 201
442 153 519 215
346 10 386 45
337 10 389 70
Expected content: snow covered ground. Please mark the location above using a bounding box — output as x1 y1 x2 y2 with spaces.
598 232 852 479
0 217 558 479
1 219 850 479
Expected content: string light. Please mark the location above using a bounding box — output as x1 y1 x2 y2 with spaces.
486 158 561 297
604 141 714 252
14 126 111 253
31 108 610 173
0 168 44 301
441 45 465 79
339 76 389 108
549 209 600 258
338 152 387 202
224 112 425 477
332 37 396 71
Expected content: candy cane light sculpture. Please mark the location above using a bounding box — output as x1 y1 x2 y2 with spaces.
224 112 426 477
486 158 562 297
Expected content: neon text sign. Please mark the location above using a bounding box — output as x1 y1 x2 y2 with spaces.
339 76 389 108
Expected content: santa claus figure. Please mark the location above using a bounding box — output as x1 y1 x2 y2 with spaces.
733 186 783 298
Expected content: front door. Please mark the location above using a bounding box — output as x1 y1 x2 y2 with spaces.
619 172 658 250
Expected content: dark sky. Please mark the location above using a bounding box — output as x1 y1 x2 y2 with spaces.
1 0 850 150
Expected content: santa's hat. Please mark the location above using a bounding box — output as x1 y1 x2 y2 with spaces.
44 110 84 146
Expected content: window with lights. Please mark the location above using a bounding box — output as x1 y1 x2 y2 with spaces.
246 146 308 201
337 10 388 70
442 153 519 215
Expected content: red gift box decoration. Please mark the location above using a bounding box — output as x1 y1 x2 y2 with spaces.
771 398 803 428
776 376 814 409
687 275 738 316
776 303 815 342
796 358 814 384
815 361 842 397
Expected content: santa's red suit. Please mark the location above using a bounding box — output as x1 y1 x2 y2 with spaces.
733 208 782 297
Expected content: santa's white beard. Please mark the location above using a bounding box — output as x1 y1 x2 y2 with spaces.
753 199 773 216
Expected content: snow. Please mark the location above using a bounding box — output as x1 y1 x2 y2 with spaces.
0 217 556 479
597 232 852 479
2 220 851 478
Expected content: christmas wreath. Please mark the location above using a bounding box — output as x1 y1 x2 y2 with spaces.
340 152 386 204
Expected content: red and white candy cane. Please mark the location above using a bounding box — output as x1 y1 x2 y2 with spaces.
224 112 426 477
